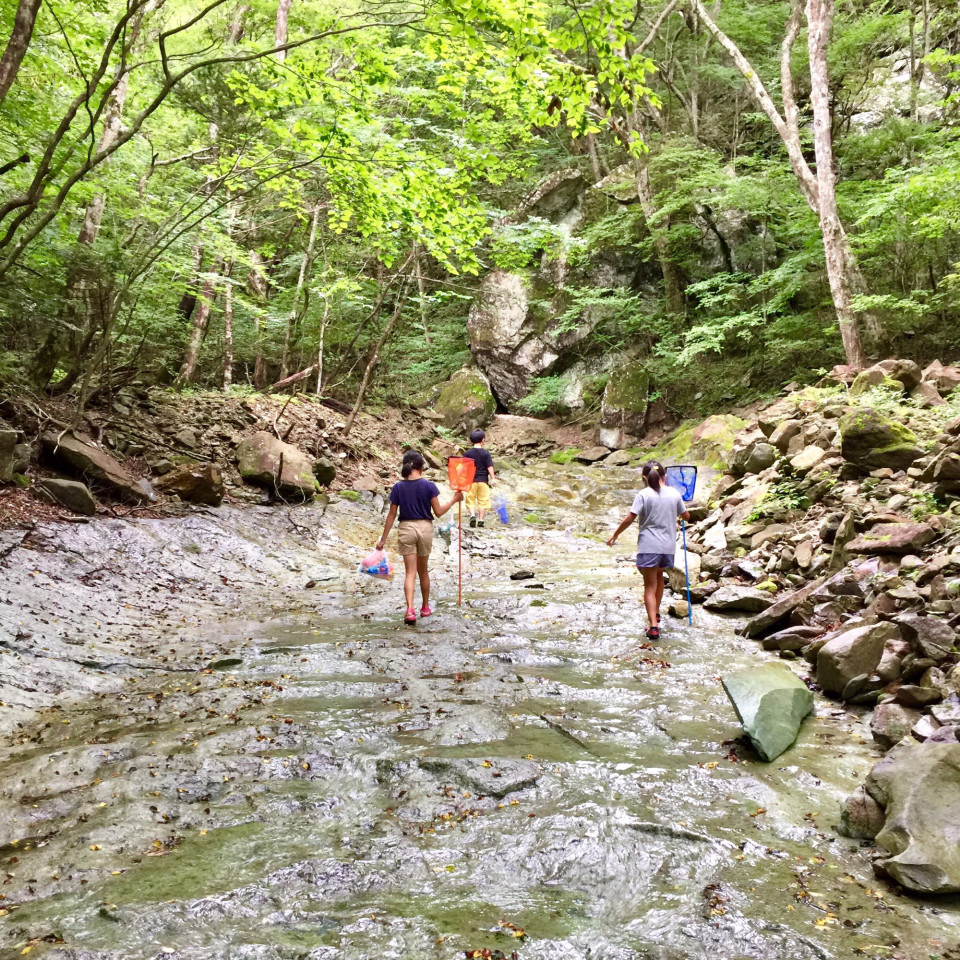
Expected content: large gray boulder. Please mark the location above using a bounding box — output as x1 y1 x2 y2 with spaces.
839 408 922 472
467 269 601 405
816 621 901 696
41 430 154 503
236 431 316 500
866 742 960 893
704 584 776 613
35 478 97 515
722 663 813 761
597 361 649 449
434 367 496 432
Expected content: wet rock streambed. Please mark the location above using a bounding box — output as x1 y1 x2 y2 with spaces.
1 462 959 960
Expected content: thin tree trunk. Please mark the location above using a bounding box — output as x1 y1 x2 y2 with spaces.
269 362 318 392
248 250 268 386
415 249 431 345
177 258 223 384
275 0 293 60
281 201 321 378
634 159 685 315
806 0 866 367
223 262 234 389
0 0 42 108
343 286 409 437
688 0 869 367
316 297 328 395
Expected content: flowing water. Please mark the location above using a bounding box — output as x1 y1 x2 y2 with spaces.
2 461 959 960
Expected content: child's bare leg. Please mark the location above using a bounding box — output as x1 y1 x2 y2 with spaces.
656 571 665 617
403 554 417 609
417 555 430 608
641 568 660 626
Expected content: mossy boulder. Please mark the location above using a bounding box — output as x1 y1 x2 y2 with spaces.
434 367 496 432
597 362 649 448
660 414 746 469
850 369 904 398
236 431 316 501
839 407 922 471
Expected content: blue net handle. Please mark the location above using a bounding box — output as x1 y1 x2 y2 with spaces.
665 465 698 502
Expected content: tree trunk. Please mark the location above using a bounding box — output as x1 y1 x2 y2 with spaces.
688 0 870 368
806 0 866 368
177 259 223 384
223 263 234 389
0 0 42 108
415 249 430 345
343 287 409 437
248 250 268 386
275 0 293 59
634 161 685 315
316 297 328 395
281 201 321 378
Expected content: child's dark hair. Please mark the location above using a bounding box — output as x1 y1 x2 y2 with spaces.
469 428 485 444
642 460 666 493
401 451 425 478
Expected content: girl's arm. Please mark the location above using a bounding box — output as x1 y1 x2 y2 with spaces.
432 491 464 518
680 510 690 522
607 511 637 547
376 503 398 550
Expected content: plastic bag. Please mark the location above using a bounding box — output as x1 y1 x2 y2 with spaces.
493 495 509 524
358 548 394 580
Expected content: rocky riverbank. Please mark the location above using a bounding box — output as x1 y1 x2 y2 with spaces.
668 358 960 894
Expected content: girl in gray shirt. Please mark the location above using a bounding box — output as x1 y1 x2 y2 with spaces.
607 461 689 640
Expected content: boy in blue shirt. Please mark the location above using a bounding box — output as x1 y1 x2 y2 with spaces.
462 428 496 528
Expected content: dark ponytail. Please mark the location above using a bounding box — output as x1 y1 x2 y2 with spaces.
642 460 665 494
401 451 425 478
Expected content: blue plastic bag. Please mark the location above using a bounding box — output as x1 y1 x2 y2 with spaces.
494 495 509 524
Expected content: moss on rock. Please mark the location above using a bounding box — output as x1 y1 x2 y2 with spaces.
434 367 496 432
839 407 922 471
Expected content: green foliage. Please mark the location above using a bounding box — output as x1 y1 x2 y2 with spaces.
747 478 811 523
549 447 582 464
517 375 566 414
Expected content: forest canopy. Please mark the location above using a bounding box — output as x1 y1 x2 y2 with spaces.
1 0 959 419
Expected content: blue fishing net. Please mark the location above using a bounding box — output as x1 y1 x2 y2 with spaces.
665 465 697 502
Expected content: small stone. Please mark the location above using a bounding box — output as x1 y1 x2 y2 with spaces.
870 702 920 750
668 600 689 619
790 446 826 474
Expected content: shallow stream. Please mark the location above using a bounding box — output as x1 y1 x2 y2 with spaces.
2 461 959 959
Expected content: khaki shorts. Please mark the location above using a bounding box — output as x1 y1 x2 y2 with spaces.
465 481 492 512
397 519 434 557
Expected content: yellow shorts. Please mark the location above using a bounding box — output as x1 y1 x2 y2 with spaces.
397 519 434 557
465 482 491 513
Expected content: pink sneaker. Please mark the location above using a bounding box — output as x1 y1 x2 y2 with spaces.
420 605 433 618
404 608 417 625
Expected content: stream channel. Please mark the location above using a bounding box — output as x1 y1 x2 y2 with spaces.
2 460 959 960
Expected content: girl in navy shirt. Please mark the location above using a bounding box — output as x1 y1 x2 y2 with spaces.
377 452 462 625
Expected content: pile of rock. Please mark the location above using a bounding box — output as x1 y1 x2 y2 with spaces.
675 360 960 892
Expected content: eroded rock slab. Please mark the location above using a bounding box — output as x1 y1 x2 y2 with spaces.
722 663 813 761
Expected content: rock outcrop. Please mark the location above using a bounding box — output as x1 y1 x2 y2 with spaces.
467 270 599 405
35 478 97 515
